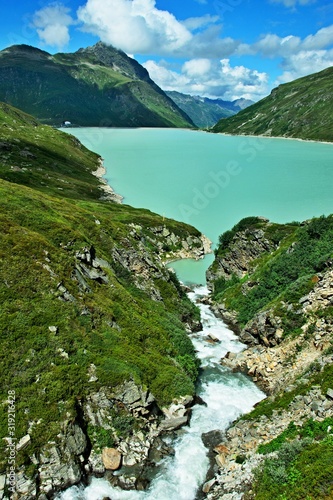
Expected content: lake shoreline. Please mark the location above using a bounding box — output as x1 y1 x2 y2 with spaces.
69 127 333 281
93 157 124 203
214 130 333 145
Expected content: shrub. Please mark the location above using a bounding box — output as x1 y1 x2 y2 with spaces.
213 215 333 328
213 274 241 300
217 217 263 253
88 425 115 450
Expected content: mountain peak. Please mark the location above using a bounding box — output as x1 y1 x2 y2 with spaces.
0 43 194 128
0 44 51 60
76 42 149 81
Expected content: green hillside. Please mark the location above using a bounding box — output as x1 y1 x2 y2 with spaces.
0 43 194 128
212 66 333 141
0 102 204 493
207 216 333 499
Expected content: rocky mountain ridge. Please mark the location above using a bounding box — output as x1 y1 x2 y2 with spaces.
0 43 194 128
166 91 253 128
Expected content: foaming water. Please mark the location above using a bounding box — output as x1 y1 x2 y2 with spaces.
188 286 244 366
58 287 264 500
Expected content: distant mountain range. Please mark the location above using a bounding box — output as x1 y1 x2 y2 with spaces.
212 66 333 142
166 90 253 128
1 42 331 139
0 43 194 128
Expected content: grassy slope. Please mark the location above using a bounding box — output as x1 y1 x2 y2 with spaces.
244 360 333 500
211 216 333 330
0 44 194 128
210 216 333 499
212 66 333 142
0 102 200 471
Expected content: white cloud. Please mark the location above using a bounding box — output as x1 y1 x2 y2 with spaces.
77 0 192 55
29 1 333 99
143 58 269 101
32 3 74 48
177 24 241 59
144 60 190 88
252 34 301 57
76 0 238 59
182 14 219 31
182 59 212 77
303 25 333 50
277 49 333 83
251 25 333 58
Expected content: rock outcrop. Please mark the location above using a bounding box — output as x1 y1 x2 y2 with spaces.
220 268 333 394
205 383 333 499
0 381 197 499
204 216 333 498
206 223 274 285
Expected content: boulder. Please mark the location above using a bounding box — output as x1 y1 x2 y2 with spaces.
16 434 31 451
102 448 122 470
214 444 229 455
88 450 105 475
327 388 333 400
15 470 36 497
38 422 87 494
225 351 237 360
121 383 141 406
202 478 216 493
159 415 189 431
180 395 194 407
206 333 220 344
88 364 98 383
215 454 226 467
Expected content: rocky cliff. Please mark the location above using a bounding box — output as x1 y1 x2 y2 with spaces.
4 381 197 499
204 216 333 499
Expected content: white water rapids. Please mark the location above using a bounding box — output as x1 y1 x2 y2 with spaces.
58 286 264 500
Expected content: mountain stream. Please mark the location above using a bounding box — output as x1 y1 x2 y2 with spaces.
58 285 264 500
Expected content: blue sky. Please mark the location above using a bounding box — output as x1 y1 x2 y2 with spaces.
0 0 332 101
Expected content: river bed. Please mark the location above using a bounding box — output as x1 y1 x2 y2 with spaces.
58 286 264 500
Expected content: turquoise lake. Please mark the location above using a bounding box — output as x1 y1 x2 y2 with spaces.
67 128 333 283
